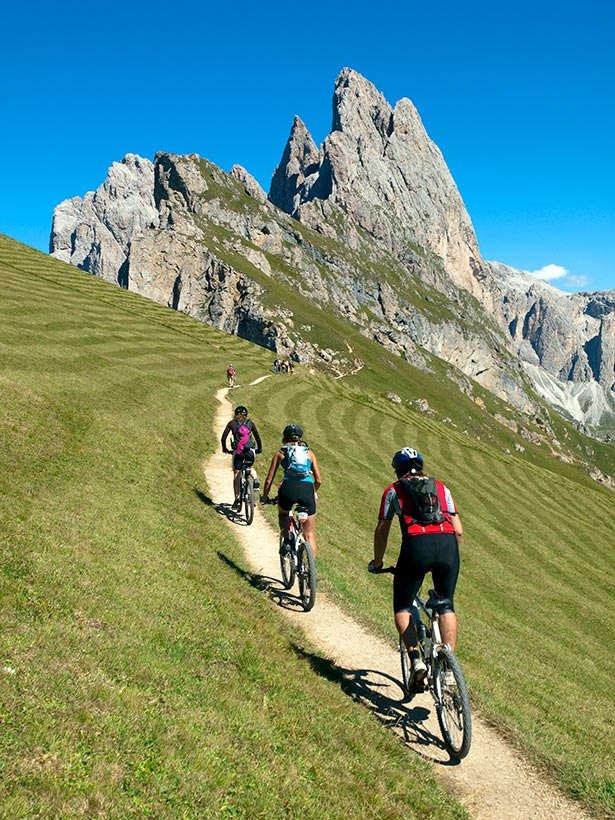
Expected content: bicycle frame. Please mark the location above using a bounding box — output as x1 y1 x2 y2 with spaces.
407 590 472 759
373 567 472 759
278 504 316 611
239 460 255 524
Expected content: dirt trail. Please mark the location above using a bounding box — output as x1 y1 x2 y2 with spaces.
205 383 592 820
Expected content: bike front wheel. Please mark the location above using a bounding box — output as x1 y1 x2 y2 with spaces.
243 476 255 525
279 534 296 589
434 647 472 759
400 636 411 695
297 540 317 611
399 634 430 698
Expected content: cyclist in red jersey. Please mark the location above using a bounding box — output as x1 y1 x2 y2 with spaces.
369 447 463 687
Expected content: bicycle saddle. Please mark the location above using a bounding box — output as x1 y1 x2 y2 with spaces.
426 589 453 613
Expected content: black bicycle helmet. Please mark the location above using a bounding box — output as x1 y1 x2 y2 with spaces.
234 405 248 416
391 447 424 475
282 423 303 442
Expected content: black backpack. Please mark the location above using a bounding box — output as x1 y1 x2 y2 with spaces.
232 419 256 453
401 476 446 525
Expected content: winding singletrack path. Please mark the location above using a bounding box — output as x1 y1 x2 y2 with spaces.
205 383 593 820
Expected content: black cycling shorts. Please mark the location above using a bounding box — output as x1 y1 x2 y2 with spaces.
277 480 316 516
232 450 255 471
393 532 460 614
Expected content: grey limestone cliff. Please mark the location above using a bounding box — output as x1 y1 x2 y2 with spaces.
270 68 488 300
48 69 615 433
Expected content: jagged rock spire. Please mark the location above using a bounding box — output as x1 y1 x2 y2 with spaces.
269 68 486 296
269 116 321 215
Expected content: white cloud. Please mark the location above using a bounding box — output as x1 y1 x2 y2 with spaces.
528 264 569 281
523 264 593 292
564 274 592 289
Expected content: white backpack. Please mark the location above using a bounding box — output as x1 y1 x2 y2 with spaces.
284 444 310 477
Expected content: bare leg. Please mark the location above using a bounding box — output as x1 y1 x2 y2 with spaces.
278 509 291 540
302 514 317 558
233 469 241 501
395 610 418 652
439 612 458 650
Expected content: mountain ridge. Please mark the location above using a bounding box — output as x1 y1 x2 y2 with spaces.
49 68 615 435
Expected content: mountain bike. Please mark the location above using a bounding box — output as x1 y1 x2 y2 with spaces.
263 498 317 611
239 459 255 525
371 567 472 759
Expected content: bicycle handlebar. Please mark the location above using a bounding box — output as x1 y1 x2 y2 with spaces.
368 562 395 574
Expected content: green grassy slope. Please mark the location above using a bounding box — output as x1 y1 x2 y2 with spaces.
2 234 614 818
240 358 615 817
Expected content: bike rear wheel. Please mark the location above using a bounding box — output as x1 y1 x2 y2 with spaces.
297 540 317 611
434 647 472 759
279 533 296 589
243 476 255 525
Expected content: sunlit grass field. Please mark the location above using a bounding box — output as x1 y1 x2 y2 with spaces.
1 234 614 818
0 236 468 820
239 343 615 818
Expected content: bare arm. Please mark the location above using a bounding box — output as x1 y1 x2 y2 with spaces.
450 512 463 542
309 450 322 492
221 421 233 452
262 451 282 499
373 518 393 568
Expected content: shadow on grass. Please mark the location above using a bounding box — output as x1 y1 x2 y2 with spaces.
291 643 457 765
194 487 251 528
216 551 306 613
215 547 458 765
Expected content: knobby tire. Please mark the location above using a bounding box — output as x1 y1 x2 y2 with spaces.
435 646 472 759
244 476 255 525
297 539 317 611
399 637 411 695
279 533 296 589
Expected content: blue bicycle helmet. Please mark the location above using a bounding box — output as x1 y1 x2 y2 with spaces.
391 447 424 475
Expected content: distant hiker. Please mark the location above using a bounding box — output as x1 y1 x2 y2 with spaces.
369 447 463 687
261 424 322 558
273 358 281 374
227 364 236 387
221 405 262 510
288 359 295 374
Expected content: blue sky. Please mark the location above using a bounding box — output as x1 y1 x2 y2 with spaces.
1 0 613 293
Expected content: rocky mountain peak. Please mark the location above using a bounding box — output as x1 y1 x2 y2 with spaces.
48 70 615 434
269 116 321 215
50 154 158 283
269 68 486 298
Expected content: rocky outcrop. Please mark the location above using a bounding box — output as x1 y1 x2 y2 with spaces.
270 68 488 300
488 261 615 426
50 154 158 286
48 69 615 433
51 148 533 409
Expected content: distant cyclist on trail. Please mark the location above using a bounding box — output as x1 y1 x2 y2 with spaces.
226 364 236 387
221 405 262 510
261 424 322 558
369 447 463 688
